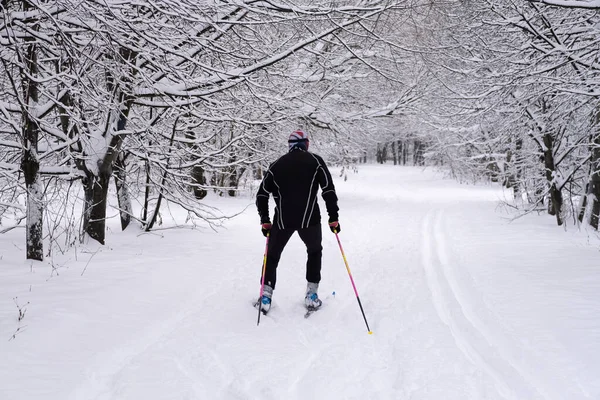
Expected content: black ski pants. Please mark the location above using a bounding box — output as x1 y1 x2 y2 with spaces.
262 223 322 290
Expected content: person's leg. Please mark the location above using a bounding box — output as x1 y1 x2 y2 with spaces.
263 224 294 290
297 224 323 284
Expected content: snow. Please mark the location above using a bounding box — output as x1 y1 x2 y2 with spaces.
532 0 600 10
1 165 599 400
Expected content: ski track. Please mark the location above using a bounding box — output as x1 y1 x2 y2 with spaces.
421 208 548 400
69 286 222 400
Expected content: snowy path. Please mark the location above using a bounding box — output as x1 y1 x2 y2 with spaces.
1 165 599 400
422 209 539 399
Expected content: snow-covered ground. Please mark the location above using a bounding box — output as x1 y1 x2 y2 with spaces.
1 165 599 400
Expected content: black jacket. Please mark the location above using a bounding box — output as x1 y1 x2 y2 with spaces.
256 148 339 229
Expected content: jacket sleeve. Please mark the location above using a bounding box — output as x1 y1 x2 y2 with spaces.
256 169 274 224
316 157 339 222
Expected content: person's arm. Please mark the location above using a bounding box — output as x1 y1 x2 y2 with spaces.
256 169 274 224
317 158 339 223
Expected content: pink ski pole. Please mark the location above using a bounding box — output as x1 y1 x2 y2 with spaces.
334 230 372 334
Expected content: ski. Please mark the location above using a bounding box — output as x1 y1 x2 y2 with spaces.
252 299 323 318
304 293 329 318
252 299 270 316
304 306 321 318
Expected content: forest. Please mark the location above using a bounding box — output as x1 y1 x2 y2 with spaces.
1 0 599 260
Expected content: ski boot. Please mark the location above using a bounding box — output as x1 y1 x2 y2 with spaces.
305 282 322 310
255 284 273 314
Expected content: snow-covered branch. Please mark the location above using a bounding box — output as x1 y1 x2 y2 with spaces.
527 0 600 9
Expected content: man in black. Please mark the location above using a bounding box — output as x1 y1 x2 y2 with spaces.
256 130 340 313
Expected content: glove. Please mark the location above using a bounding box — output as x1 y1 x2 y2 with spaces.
328 221 340 233
261 222 272 237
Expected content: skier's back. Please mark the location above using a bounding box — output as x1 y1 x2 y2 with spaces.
255 130 341 313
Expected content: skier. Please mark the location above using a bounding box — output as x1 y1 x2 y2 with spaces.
256 129 340 314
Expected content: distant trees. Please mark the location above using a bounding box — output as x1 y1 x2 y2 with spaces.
374 139 425 166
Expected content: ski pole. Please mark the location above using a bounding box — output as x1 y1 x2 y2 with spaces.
334 230 372 334
257 233 270 326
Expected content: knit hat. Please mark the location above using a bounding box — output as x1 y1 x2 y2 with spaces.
288 130 309 151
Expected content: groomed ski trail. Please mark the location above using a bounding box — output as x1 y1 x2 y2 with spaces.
3 165 599 400
421 209 545 400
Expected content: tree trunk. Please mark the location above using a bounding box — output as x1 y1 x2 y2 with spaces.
509 138 523 201
83 114 128 244
146 118 178 231
578 180 589 223
591 177 600 229
504 149 514 188
21 15 43 260
254 165 263 180
413 140 424 166
542 133 563 225
114 151 132 230
228 166 245 197
83 172 111 244
588 108 600 229
391 140 397 165
397 141 404 165
191 164 208 199
22 129 43 261
413 140 418 165
547 195 555 216
142 157 151 224
146 188 164 231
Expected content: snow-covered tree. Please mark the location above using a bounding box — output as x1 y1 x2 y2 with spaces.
1 0 427 258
